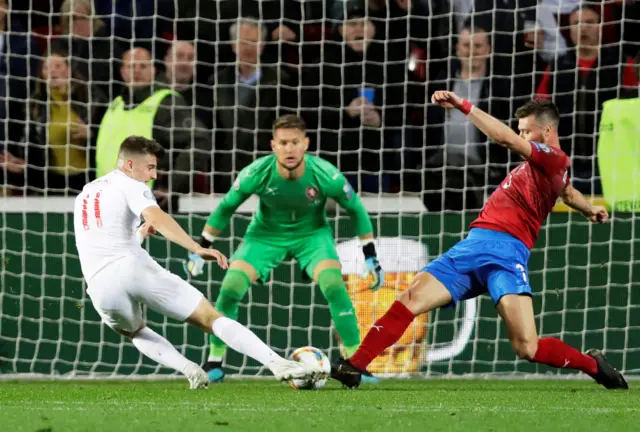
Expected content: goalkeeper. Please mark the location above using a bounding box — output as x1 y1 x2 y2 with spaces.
185 115 385 383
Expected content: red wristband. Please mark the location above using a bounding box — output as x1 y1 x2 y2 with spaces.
460 99 473 116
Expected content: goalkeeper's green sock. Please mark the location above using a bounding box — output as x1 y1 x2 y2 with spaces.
317 268 361 357
209 269 251 362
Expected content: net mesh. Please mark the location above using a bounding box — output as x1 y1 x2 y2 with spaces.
0 0 639 378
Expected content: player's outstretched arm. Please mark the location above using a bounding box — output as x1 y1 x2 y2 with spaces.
561 184 609 223
431 90 532 159
142 206 228 268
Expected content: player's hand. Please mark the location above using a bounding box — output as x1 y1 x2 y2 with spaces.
431 90 464 110
363 257 385 291
194 246 229 270
586 205 609 223
137 221 156 238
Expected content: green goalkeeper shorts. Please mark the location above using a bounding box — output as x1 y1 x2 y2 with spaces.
231 228 340 282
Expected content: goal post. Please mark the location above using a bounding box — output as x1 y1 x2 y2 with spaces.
1 197 638 378
1 0 640 379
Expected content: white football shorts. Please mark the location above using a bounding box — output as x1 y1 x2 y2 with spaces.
86 254 205 332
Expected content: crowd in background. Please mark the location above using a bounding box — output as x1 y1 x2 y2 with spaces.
0 0 639 211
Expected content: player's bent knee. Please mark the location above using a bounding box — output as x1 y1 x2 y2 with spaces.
399 272 452 316
229 260 259 282
115 323 145 340
512 339 538 361
312 260 341 282
186 298 222 333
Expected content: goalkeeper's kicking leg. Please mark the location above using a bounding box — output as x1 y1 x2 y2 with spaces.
331 272 628 389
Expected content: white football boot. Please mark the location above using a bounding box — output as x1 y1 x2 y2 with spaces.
268 359 323 382
185 363 210 390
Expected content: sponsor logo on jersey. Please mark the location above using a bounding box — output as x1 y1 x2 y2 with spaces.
306 187 318 199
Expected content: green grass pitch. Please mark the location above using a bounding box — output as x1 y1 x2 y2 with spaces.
1 379 638 431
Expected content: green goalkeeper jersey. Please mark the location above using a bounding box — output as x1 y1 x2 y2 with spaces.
206 154 373 238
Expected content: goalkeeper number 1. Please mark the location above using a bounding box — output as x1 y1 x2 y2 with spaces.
185 114 384 383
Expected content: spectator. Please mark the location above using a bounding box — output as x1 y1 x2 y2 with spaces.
366 0 430 80
413 26 510 211
304 1 407 193
23 53 108 194
95 47 211 208
536 5 639 194
53 0 126 99
209 18 296 192
0 0 40 192
158 40 213 128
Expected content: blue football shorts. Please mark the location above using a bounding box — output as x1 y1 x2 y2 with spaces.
423 228 532 306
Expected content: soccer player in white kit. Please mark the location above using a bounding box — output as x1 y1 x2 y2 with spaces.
74 136 318 389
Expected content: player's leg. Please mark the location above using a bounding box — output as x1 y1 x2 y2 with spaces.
137 257 316 382
497 293 628 389
205 237 285 380
309 259 385 384
87 265 208 389
206 260 256 375
331 237 482 388
310 260 360 357
187 298 320 381
295 231 361 357
331 271 454 387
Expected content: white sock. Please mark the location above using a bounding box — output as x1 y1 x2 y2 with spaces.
132 327 193 375
212 317 282 366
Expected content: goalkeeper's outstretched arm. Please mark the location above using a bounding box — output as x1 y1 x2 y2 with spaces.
199 185 252 248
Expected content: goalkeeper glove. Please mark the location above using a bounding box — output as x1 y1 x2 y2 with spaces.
362 240 384 291
183 231 214 278
184 253 205 278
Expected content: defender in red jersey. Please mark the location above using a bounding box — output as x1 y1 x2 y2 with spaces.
331 94 628 390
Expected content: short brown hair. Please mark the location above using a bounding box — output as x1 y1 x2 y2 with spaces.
118 136 165 159
515 99 560 128
272 114 306 134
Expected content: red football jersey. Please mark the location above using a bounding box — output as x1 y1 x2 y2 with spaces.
470 141 570 249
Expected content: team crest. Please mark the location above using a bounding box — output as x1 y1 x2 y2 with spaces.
143 190 156 201
306 187 318 199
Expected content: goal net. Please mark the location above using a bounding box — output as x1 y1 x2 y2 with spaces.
1 0 639 379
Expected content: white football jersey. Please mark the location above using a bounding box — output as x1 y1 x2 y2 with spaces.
73 170 159 281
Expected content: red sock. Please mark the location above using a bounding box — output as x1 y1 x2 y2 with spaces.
532 337 598 375
349 301 415 371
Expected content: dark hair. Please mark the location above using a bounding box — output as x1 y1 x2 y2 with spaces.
514 99 560 128
118 136 165 159
272 114 307 134
459 22 492 46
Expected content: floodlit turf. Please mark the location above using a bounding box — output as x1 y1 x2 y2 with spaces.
0 379 638 431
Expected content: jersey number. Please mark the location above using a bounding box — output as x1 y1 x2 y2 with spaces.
82 192 103 230
502 165 527 190
515 264 528 283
